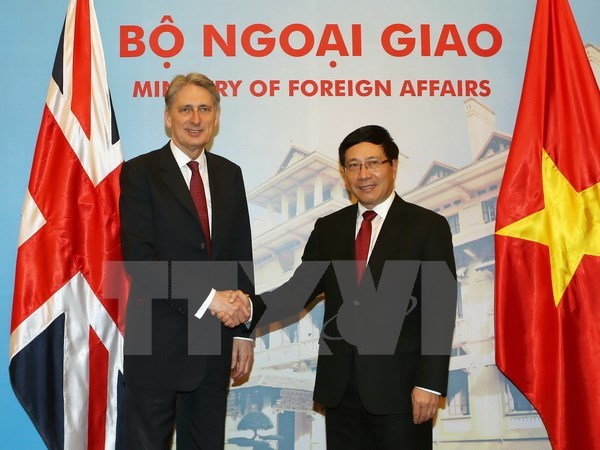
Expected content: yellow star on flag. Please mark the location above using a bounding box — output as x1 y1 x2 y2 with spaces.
496 149 600 306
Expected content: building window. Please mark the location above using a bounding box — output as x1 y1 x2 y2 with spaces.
284 322 298 344
504 378 535 413
305 191 314 209
447 369 470 416
289 200 297 218
323 184 332 201
450 346 467 357
309 301 325 335
260 332 270 350
482 196 498 223
278 250 295 272
447 214 460 235
456 283 464 319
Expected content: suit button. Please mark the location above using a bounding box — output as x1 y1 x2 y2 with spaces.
201 243 206 250
353 300 360 306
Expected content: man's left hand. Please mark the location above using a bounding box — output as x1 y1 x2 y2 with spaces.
231 339 254 380
411 387 439 424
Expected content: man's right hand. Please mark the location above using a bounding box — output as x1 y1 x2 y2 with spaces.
209 290 250 327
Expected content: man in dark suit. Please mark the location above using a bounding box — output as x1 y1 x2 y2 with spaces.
223 125 456 449
119 73 264 449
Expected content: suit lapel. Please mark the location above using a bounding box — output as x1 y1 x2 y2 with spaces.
158 144 201 227
205 152 223 257
337 203 359 261
368 195 408 281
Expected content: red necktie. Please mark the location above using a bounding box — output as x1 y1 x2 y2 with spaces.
187 160 211 256
355 210 377 282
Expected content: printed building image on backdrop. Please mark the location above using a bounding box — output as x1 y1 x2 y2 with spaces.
219 44 600 450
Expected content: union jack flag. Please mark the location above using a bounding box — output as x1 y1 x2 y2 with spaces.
9 0 126 448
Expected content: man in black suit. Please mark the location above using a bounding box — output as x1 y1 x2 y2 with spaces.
223 125 456 449
119 73 263 449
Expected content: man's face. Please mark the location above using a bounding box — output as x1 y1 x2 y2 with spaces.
164 84 220 158
343 142 398 209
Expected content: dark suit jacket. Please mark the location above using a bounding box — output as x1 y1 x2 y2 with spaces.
119 143 263 391
257 194 456 414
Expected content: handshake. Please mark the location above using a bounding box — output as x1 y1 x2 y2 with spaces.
208 290 252 328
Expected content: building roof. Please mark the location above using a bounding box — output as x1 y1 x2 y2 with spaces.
247 149 341 210
277 144 312 173
473 131 512 161
416 161 458 188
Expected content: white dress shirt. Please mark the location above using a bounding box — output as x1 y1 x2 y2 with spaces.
355 192 395 263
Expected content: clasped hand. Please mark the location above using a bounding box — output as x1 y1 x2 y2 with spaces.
209 290 250 328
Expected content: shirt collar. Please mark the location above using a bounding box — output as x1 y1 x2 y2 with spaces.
170 141 207 170
357 191 396 222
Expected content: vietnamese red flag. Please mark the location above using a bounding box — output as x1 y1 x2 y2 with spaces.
8 0 128 448
495 0 600 449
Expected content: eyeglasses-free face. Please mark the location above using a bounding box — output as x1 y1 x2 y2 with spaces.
343 142 398 209
164 84 220 159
